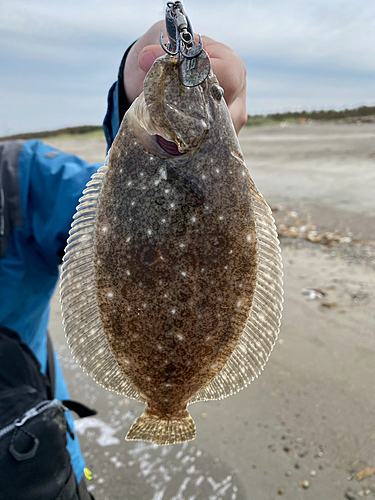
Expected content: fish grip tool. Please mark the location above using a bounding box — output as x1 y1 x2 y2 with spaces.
160 1 211 87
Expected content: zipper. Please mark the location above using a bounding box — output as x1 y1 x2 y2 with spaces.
0 399 66 439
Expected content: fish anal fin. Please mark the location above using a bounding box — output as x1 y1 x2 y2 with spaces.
189 183 283 403
126 409 196 445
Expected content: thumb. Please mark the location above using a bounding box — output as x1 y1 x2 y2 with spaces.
139 45 166 73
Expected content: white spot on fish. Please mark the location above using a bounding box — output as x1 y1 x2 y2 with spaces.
161 218 166 223
124 359 130 365
126 270 131 276
160 167 167 180
206 336 211 341
165 189 170 194
247 235 252 242
158 345 163 351
171 309 176 314
147 229 152 235
181 271 186 277
180 243 185 248
126 237 131 243
119 168 123 173
127 181 132 186
202 175 206 180
177 334 183 341
211 364 217 369
143 303 147 308
102 226 108 233
191 217 196 223
219 216 224 220
239 283 243 288
131 201 135 206
108 292 113 298
118 152 121 157
216 169 220 173
140 172 144 177
237 300 242 307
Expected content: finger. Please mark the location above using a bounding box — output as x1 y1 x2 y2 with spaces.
139 45 166 73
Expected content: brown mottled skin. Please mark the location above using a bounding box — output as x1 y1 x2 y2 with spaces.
94 55 257 420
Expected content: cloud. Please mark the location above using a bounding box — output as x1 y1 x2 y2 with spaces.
1 0 374 134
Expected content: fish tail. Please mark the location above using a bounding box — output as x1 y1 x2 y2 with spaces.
126 409 196 445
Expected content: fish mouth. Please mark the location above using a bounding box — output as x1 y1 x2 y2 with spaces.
130 90 208 159
156 135 182 156
128 94 190 160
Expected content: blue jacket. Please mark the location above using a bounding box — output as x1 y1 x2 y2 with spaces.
0 49 131 483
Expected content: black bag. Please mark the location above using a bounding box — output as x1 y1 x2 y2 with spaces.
0 326 96 500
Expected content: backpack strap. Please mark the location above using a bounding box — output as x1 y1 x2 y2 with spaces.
46 334 56 399
0 140 25 259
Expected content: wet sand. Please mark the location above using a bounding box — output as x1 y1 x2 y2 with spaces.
49 123 375 499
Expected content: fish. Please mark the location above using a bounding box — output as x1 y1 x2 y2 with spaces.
60 47 283 446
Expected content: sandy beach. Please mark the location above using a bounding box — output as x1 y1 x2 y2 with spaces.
48 122 375 500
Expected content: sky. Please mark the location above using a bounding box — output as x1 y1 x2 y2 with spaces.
1 0 374 136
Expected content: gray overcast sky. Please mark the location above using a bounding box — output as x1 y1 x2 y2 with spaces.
1 0 374 135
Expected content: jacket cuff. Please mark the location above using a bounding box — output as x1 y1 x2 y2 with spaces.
103 42 135 150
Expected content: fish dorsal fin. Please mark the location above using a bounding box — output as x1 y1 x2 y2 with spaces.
189 183 283 403
60 164 144 402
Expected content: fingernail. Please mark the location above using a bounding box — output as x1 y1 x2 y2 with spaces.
139 49 156 73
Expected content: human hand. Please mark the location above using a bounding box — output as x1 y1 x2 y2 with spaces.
124 21 247 135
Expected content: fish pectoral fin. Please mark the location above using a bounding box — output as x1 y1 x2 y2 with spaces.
126 409 196 445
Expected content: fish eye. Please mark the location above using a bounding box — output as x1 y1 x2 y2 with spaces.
211 85 224 101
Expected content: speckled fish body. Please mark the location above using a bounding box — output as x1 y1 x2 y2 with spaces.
60 54 283 445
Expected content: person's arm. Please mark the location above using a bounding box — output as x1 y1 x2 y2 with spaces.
25 140 101 265
103 21 247 149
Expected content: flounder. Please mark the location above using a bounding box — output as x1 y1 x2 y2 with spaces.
60 51 283 445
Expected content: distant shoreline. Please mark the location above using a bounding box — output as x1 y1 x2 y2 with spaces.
245 104 375 127
1 105 374 140
0 125 103 142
